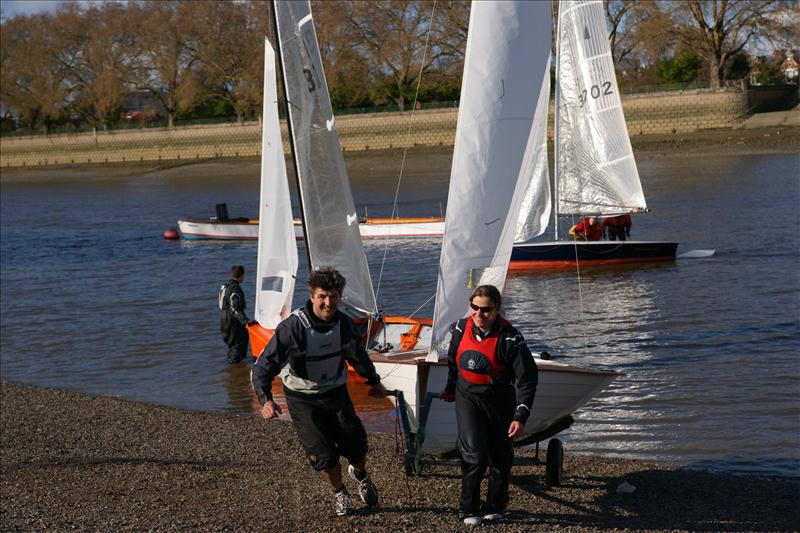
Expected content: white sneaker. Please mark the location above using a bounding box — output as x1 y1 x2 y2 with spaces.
463 515 482 526
347 464 379 507
334 488 354 516
483 512 504 522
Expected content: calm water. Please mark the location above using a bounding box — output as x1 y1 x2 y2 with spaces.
2 153 799 478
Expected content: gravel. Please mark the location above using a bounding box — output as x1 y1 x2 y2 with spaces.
1 381 797 532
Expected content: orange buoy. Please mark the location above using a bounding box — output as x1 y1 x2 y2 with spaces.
163 228 180 240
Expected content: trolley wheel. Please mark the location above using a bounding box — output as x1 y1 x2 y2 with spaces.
545 438 563 487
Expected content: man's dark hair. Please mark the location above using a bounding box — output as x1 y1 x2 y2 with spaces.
470 284 502 309
230 265 245 279
308 266 346 294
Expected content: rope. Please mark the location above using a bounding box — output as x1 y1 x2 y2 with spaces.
569 214 590 353
374 0 438 305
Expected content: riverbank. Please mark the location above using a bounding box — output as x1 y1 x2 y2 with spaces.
1 382 796 532
1 125 797 184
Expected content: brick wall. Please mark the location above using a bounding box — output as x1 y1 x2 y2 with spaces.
0 88 748 168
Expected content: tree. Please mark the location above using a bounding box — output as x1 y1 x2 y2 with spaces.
191 1 268 123
605 0 641 66
341 0 446 110
313 1 373 108
128 0 201 128
656 51 701 83
52 3 134 133
666 0 790 88
0 13 70 132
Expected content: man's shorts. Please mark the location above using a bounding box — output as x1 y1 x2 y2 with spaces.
285 385 368 471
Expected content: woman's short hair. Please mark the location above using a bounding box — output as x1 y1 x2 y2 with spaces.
308 266 346 294
469 284 501 308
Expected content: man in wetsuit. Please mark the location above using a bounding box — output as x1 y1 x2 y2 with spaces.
250 267 387 516
219 265 253 363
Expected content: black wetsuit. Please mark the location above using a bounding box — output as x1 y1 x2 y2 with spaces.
444 317 538 517
250 301 382 471
219 278 249 363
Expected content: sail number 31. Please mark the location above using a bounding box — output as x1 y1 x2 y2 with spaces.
578 81 612 107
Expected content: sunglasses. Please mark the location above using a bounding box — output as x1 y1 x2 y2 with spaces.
470 303 495 314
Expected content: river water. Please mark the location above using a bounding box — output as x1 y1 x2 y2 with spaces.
1 152 798 478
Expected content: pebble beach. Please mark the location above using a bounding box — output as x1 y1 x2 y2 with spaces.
1 382 797 532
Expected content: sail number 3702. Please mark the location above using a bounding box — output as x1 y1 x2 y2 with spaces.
578 81 613 107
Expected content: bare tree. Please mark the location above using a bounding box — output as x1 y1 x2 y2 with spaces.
52 3 134 134
128 0 201 128
191 1 268 123
666 0 789 88
312 1 374 108
0 13 69 132
341 0 445 110
434 0 470 69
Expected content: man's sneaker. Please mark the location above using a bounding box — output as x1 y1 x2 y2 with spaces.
347 464 379 507
483 512 504 522
334 488 354 516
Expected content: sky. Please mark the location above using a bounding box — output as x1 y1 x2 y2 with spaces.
1 0 62 20
0 0 92 21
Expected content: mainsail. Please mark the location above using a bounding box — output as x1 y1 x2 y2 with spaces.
555 0 646 216
274 1 377 316
429 0 552 360
254 39 298 329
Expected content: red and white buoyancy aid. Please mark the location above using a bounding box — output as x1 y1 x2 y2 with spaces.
456 316 510 385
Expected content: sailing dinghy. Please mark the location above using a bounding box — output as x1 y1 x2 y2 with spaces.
247 1 432 359
249 0 615 462
510 0 677 270
177 213 444 240
371 0 617 457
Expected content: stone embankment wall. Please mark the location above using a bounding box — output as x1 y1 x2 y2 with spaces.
0 88 746 168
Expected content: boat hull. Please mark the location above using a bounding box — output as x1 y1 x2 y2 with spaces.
510 240 679 270
374 356 616 455
178 217 444 240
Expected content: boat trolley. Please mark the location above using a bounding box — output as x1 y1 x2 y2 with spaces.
387 390 573 487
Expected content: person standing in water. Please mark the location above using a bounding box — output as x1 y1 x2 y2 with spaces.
219 265 253 363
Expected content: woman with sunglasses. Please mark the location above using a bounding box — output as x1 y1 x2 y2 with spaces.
440 284 538 526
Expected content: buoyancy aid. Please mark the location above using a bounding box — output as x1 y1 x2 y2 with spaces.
456 316 511 385
279 308 347 394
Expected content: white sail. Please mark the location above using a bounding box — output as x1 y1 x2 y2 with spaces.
274 1 377 316
429 0 552 360
556 0 646 216
254 39 298 329
514 57 552 242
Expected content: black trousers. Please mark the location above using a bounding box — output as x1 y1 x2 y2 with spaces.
285 385 368 471
455 385 515 515
221 315 248 363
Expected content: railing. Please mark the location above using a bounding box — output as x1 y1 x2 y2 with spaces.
2 80 750 138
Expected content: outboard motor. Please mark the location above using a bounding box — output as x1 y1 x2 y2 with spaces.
215 203 230 221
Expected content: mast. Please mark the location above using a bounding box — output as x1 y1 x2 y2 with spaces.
553 0 563 241
271 0 312 269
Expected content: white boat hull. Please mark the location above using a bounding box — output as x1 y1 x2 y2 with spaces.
374 355 616 455
177 218 444 240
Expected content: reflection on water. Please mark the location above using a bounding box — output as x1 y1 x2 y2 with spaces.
2 153 799 477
